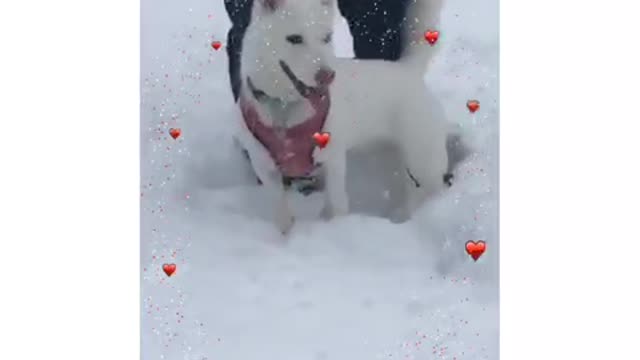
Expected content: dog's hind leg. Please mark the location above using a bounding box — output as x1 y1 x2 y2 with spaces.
398 143 448 220
443 132 471 186
395 102 450 220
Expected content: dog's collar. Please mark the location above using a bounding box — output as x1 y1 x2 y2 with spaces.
246 76 303 131
246 76 288 108
238 90 330 178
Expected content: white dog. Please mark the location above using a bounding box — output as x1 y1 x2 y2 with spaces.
232 0 450 234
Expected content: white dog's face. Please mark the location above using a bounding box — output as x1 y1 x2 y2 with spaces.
242 0 336 102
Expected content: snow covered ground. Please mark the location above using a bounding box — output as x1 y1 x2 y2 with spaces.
141 0 499 359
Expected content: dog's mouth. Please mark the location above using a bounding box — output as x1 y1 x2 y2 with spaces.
278 60 334 98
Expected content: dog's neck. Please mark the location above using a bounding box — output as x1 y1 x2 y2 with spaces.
247 76 286 106
246 76 307 129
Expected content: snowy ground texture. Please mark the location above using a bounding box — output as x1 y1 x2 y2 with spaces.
141 0 499 359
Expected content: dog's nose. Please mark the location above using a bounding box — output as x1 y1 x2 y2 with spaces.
315 68 335 86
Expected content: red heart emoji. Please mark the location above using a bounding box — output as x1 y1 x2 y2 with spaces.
211 41 222 50
465 240 486 261
169 128 181 140
313 132 330 149
466 100 480 113
424 30 439 46
162 263 176 277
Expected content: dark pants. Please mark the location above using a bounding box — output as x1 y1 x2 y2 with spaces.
224 0 411 101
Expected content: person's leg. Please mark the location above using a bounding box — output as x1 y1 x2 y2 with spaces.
337 0 411 61
224 0 253 102
226 1 264 185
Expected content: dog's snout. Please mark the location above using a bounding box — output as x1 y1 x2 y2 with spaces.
315 68 335 86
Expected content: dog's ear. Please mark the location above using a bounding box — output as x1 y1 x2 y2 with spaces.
257 0 284 12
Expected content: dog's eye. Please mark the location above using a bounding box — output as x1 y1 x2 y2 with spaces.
322 33 333 44
286 34 304 45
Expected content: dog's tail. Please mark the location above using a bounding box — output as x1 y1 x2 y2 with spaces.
399 0 444 73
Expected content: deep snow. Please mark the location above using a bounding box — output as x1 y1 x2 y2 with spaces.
141 0 499 359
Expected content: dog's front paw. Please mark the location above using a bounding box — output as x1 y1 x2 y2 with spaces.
274 206 295 235
389 207 411 224
320 201 348 221
332 203 348 218
320 203 333 220
279 216 294 235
